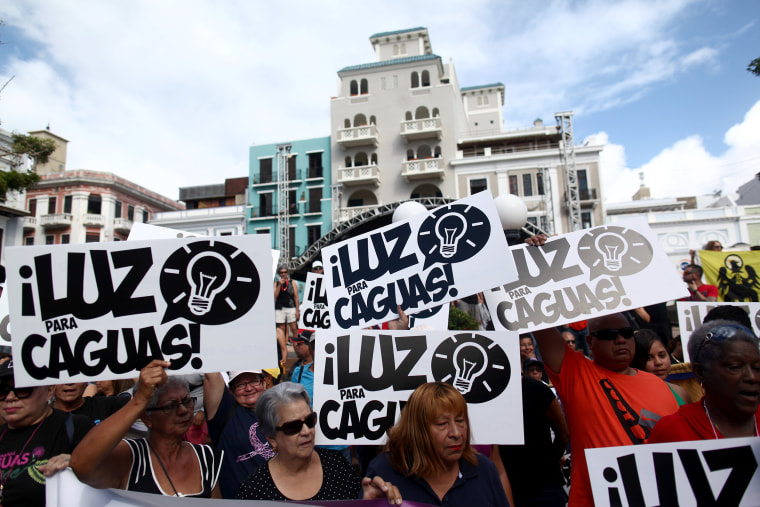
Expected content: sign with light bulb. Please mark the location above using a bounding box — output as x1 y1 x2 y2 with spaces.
484 219 688 333
299 272 331 329
312 329 523 445
676 301 760 362
322 191 517 329
4 235 277 386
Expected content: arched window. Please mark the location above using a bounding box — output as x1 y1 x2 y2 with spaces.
421 70 430 87
411 72 419 88
415 106 430 119
344 118 351 128
355 152 369 166
350 80 358 96
418 145 432 159
369 115 376 125
370 153 378 165
405 111 413 121
354 114 368 126
360 79 368 95
432 108 440 117
345 156 352 168
407 149 415 160
400 43 406 54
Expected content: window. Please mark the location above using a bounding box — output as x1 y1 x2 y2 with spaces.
88 195 102 214
47 197 57 215
309 187 322 213
86 233 100 243
46 235 54 245
509 175 518 195
61 234 70 244
522 174 533 196
411 72 419 88
350 80 358 96
28 198 36 216
288 190 297 215
260 158 273 183
288 155 297 180
392 75 398 88
380 77 386 90
259 193 273 217
469 178 487 195
578 169 589 200
114 200 122 218
581 211 592 229
25 236 34 246
308 153 322 178
220 232 232 236
142 210 148 223
63 195 72 214
537 173 545 195
421 70 430 87
307 224 321 246
289 228 296 258
127 205 135 221
360 79 368 95
256 228 270 235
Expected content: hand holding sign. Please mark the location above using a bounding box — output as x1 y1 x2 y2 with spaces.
133 359 170 405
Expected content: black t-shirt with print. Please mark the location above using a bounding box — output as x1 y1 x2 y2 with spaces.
0 409 93 507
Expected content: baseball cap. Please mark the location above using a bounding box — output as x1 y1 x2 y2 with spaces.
523 357 544 371
292 329 315 344
228 370 263 384
312 261 323 269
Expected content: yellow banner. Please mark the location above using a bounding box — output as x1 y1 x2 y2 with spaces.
700 250 760 302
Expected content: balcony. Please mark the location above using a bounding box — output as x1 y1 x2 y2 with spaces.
336 124 378 150
249 206 276 219
40 213 73 229
113 217 133 234
401 157 445 182
337 205 378 222
565 188 598 208
83 214 105 227
400 117 443 143
337 164 380 187
23 216 37 231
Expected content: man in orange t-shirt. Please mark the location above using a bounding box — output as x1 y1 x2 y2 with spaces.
534 313 679 506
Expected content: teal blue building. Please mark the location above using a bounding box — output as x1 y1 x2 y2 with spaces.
247 136 332 264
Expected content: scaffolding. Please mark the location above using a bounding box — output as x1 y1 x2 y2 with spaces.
555 111 581 231
276 144 292 262
541 167 555 235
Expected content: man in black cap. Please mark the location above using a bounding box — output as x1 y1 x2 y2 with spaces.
285 329 314 383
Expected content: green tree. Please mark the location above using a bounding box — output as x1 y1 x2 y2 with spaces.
0 133 56 201
748 57 760 77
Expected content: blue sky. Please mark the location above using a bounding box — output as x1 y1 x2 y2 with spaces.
0 0 758 203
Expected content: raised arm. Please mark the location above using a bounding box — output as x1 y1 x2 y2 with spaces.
70 360 169 489
203 372 227 420
533 327 566 375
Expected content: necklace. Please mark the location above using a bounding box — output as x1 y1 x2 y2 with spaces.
0 415 48 500
146 439 180 497
703 399 759 439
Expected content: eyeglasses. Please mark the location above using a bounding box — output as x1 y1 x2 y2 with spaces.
313 267 323 271
276 412 317 435
279 271 288 274
695 324 755 363
146 397 196 414
233 377 264 391
0 384 35 402
591 327 636 341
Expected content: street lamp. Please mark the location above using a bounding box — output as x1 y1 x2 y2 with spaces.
494 194 528 246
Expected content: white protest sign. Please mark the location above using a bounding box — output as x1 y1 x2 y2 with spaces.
299 272 331 329
586 437 760 507
676 302 760 362
128 222 202 240
6 236 277 386
408 304 450 330
322 191 517 329
313 329 522 445
484 219 688 332
0 288 10 348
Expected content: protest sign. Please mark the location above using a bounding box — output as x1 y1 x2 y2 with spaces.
408 304 450 330
313 329 522 445
0 288 10 348
676 301 760 362
128 222 201 240
5 235 277 386
700 249 760 302
586 436 760 507
484 219 688 332
299 272 331 329
322 191 517 329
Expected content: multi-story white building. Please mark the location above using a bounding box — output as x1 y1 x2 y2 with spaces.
329 27 605 233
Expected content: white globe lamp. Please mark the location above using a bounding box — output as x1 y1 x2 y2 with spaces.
494 194 528 231
393 201 428 223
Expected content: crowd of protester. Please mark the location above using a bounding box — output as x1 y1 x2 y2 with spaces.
0 237 758 507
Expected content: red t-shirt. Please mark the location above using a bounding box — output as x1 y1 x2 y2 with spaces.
679 283 719 301
546 347 679 506
649 398 760 443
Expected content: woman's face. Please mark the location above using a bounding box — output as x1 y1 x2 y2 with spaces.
0 382 53 429
231 373 267 409
270 400 315 462
144 385 194 436
96 380 115 396
429 410 467 467
645 340 671 380
702 340 760 420
519 338 535 359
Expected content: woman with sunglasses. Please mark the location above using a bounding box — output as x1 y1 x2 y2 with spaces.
0 361 94 507
237 382 402 504
365 382 510 507
632 329 692 405
70 359 223 497
649 320 760 443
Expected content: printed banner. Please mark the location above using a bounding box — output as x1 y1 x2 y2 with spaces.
299 273 331 329
676 302 760 362
408 304 450 330
586 436 760 507
5 236 277 386
700 249 760 302
484 219 688 332
322 192 517 329
313 329 522 445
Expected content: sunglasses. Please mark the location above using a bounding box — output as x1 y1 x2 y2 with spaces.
591 327 635 341
566 340 576 345
276 411 317 435
146 397 196 414
0 384 35 402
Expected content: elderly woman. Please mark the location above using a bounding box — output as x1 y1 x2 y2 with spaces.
70 360 222 497
236 382 401 503
632 329 691 405
0 361 93 506
649 320 760 442
366 382 510 507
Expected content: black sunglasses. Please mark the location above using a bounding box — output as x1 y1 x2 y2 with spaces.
591 327 635 341
146 397 196 414
0 384 35 402
276 412 317 435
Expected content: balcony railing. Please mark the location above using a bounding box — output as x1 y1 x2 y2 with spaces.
23 216 37 230
83 214 105 227
337 205 379 222
401 157 445 182
400 117 442 143
336 124 379 149
337 164 380 186
254 168 306 185
565 188 598 202
249 206 276 219
40 213 73 228
113 217 133 234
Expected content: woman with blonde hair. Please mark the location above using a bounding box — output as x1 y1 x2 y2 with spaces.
365 382 509 506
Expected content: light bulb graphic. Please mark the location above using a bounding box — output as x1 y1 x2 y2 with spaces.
186 251 232 315
594 232 628 271
435 212 467 258
452 341 488 394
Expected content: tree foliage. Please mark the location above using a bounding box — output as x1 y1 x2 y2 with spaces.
10 134 56 165
448 306 480 330
0 134 55 202
748 57 760 77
